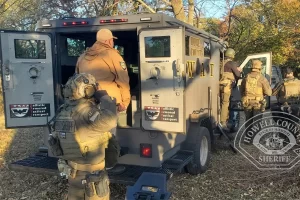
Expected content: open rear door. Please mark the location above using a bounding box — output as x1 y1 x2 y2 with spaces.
0 31 55 128
231 52 272 110
139 27 185 133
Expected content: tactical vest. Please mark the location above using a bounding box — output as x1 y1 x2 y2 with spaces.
244 73 263 103
278 78 300 104
48 100 112 163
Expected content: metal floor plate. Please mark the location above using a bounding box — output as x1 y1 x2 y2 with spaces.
9 150 194 185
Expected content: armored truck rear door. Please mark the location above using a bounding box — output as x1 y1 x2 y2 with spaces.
0 31 55 128
139 27 185 133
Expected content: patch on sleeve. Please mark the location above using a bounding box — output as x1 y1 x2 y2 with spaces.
88 109 100 122
120 61 127 70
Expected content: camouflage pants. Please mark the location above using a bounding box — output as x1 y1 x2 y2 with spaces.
67 170 110 200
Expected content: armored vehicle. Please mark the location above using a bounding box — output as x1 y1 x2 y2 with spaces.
0 13 272 186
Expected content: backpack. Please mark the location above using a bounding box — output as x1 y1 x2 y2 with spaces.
245 73 263 98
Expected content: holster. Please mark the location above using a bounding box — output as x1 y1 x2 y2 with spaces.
82 170 110 198
48 134 63 156
259 99 267 112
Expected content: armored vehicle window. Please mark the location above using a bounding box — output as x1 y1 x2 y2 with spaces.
204 42 211 57
190 36 203 57
242 57 267 77
145 36 170 58
67 38 85 57
14 39 46 59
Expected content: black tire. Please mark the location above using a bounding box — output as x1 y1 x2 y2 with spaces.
186 126 211 175
200 117 215 148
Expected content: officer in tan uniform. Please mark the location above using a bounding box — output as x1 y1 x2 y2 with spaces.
47 73 117 200
271 67 300 117
75 28 130 172
219 48 242 131
240 60 272 129
75 28 130 113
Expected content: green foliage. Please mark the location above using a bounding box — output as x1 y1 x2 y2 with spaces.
67 38 86 57
201 0 299 68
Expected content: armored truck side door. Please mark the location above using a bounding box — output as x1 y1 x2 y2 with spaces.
0 31 55 128
139 27 185 133
231 52 272 110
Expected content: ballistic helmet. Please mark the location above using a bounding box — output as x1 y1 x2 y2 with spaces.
251 60 263 72
225 48 235 59
62 73 98 100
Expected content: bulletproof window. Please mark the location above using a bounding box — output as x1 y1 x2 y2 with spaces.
145 36 170 58
204 42 211 57
14 39 46 59
185 36 190 56
67 38 86 57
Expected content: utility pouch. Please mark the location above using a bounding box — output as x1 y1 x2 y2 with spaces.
83 171 110 198
48 134 63 156
83 181 96 197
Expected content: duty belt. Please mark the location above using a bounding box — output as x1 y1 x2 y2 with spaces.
68 161 105 173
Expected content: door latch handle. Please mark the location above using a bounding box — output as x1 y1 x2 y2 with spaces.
5 67 10 81
149 67 160 80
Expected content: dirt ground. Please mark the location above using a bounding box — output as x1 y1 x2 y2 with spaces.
1 111 300 200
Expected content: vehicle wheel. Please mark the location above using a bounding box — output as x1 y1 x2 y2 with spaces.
186 126 211 175
200 117 215 148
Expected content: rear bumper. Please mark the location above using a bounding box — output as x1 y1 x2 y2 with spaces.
9 150 193 185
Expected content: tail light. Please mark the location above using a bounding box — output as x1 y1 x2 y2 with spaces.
63 21 88 26
140 143 152 158
100 19 128 24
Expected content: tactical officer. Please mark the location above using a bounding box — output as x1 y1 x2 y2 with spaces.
48 73 117 200
75 28 130 172
240 60 272 129
219 48 242 131
271 67 300 117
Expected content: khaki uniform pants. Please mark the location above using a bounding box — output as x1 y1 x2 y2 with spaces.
67 171 110 200
220 89 231 124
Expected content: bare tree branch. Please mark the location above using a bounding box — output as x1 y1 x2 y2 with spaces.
135 0 156 13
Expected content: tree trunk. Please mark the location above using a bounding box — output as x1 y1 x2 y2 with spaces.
112 0 119 16
170 0 186 22
188 0 194 25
